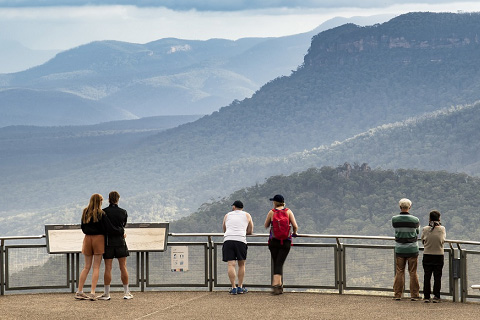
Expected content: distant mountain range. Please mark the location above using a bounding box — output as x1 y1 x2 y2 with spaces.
0 88 137 127
188 101 480 198
0 114 202 172
2 12 480 237
0 15 392 126
0 39 60 74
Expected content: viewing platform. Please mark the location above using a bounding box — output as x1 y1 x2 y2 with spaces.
3 291 480 320
2 231 480 319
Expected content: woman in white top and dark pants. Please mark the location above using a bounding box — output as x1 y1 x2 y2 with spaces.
421 210 446 303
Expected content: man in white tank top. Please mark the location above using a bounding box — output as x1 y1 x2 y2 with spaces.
222 200 254 295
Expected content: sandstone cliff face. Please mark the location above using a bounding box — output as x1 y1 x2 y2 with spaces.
314 33 479 54
304 12 480 67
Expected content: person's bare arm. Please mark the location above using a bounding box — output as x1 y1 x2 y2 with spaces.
246 213 254 235
264 210 273 228
288 210 298 234
222 214 227 233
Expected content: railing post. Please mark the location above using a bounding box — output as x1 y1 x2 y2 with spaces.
1 239 4 295
208 236 213 292
459 245 467 303
75 252 80 293
450 244 459 302
140 252 145 292
336 238 344 295
69 253 73 293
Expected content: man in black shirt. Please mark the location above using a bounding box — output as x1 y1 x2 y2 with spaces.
97 191 133 300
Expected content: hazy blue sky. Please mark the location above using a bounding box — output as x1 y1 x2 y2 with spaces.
1 1 480 50
0 1 478 11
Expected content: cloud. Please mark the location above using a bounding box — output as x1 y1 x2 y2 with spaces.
0 6 341 50
2 1 480 53
0 0 476 11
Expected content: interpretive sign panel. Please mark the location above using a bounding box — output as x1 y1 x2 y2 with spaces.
45 222 169 253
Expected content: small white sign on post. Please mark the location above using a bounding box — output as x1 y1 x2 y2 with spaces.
171 246 188 272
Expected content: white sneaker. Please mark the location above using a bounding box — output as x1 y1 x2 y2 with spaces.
123 292 133 300
97 293 111 301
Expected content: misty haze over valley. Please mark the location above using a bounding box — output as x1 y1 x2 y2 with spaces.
1 12 480 241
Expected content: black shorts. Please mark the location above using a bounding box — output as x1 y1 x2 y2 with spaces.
103 245 130 259
222 240 248 262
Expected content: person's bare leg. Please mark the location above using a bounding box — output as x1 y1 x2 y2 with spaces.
90 254 103 294
104 259 113 285
78 255 93 292
272 274 282 286
228 260 237 288
237 260 246 288
118 257 129 285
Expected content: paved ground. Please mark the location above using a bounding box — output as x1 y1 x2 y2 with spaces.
1 291 479 320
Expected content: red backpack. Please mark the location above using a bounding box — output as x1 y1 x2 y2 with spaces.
271 208 291 244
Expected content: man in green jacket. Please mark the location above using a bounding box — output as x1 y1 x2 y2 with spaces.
392 198 420 301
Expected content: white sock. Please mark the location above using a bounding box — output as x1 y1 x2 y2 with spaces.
104 285 110 295
123 284 129 293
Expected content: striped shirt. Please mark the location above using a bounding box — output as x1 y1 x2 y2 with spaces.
392 212 420 257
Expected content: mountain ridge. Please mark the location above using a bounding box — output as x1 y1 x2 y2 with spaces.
0 88 137 126
171 165 480 241
0 15 392 124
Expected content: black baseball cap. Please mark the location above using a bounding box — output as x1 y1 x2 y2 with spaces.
269 194 284 202
232 200 244 208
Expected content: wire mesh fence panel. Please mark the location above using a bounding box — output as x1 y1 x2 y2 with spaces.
344 246 393 290
147 244 207 286
466 251 480 297
6 246 68 289
344 247 452 294
78 253 139 288
282 244 337 288
215 242 271 288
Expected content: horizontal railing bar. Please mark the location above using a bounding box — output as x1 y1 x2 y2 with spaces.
0 235 45 241
6 285 70 291
0 233 479 248
445 239 480 245
169 233 480 245
169 233 224 237
168 233 396 240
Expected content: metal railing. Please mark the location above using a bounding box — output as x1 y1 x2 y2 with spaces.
1 233 480 302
